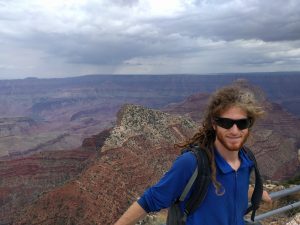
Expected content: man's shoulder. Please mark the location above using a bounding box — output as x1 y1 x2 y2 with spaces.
173 151 198 171
240 147 255 168
178 150 197 161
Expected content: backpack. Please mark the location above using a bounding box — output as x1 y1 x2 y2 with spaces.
166 145 263 225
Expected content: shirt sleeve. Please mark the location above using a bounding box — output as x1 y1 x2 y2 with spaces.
137 151 197 212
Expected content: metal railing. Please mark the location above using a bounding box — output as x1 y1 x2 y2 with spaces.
245 185 300 225
150 185 300 225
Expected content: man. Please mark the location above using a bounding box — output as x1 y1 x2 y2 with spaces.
114 85 271 225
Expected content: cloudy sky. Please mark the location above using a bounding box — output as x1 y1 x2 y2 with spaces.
0 0 300 79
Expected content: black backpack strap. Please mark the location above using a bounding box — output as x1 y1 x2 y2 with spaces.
181 145 211 222
178 166 198 202
243 147 263 221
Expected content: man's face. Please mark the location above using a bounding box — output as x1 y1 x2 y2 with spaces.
213 106 250 152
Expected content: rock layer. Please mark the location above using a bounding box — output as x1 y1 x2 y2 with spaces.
0 149 96 224
12 104 197 225
11 93 300 224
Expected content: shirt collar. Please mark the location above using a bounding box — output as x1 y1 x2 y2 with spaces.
214 146 254 174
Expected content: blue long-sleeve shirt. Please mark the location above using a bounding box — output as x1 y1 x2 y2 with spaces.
138 148 254 225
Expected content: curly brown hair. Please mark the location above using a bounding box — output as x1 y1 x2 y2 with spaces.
176 84 265 194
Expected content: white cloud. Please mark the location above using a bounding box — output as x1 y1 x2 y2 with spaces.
0 0 300 78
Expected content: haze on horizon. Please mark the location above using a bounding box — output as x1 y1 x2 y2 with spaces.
0 0 300 79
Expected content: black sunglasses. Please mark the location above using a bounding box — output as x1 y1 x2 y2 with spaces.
214 117 253 130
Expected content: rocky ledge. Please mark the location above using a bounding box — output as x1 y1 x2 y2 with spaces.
12 104 198 225
10 102 300 225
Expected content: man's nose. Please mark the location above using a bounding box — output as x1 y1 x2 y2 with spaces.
229 124 240 133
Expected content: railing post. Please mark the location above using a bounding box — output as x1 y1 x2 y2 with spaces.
269 185 300 200
244 185 300 223
253 201 300 222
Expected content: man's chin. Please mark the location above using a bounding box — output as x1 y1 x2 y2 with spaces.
226 143 243 151
227 147 241 152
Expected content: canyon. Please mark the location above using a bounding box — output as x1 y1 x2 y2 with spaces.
10 98 300 224
0 74 299 224
0 73 300 158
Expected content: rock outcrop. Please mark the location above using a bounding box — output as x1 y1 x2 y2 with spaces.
102 104 196 151
12 104 197 225
0 149 96 224
10 90 300 224
81 128 112 151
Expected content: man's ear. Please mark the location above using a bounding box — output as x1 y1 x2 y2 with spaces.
212 124 216 130
211 118 216 130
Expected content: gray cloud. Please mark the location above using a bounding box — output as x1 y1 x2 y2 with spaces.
110 0 139 7
16 23 204 66
0 0 300 78
158 0 300 42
